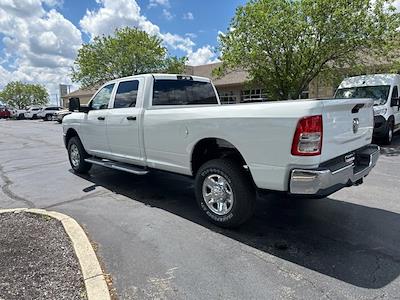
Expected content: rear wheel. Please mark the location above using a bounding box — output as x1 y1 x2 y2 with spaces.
68 136 92 174
382 122 394 145
194 159 255 228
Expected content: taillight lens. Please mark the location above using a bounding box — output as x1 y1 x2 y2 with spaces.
291 115 323 156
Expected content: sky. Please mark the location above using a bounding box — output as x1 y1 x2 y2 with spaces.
0 0 246 104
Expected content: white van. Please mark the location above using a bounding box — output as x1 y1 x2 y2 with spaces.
335 74 400 144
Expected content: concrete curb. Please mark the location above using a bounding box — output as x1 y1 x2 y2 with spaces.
0 208 111 300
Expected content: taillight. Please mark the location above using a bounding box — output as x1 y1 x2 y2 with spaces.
291 115 323 156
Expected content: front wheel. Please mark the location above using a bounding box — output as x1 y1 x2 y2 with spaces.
194 159 255 228
382 122 394 145
45 114 52 121
68 136 92 174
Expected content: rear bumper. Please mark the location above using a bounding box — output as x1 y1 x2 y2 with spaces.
289 144 380 196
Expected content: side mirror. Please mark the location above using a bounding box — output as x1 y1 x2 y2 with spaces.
391 97 399 107
69 97 80 112
80 104 90 113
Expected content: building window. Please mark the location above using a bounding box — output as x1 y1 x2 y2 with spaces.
219 91 237 104
299 89 309 99
240 89 268 103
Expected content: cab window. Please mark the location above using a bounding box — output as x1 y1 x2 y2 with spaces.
152 79 218 106
90 84 115 110
114 80 139 108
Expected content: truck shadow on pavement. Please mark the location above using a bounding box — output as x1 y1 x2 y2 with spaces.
379 134 400 156
76 161 400 290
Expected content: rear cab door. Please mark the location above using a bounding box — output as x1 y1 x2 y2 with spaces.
106 77 145 165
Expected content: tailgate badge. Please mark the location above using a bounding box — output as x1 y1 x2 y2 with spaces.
345 153 355 163
353 118 359 134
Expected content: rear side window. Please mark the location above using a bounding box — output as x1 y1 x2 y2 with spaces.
152 79 218 106
114 80 139 108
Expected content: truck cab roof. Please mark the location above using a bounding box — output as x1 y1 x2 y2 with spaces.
103 74 211 85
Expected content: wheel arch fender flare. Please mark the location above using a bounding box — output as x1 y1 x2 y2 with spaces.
190 137 252 178
65 128 80 149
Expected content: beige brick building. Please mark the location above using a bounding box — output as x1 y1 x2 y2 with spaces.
61 86 99 107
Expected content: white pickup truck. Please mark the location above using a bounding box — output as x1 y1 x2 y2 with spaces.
63 74 379 227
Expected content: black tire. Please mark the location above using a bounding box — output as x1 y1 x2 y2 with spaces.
45 114 52 121
194 159 255 228
17 113 24 120
67 136 92 174
382 121 394 145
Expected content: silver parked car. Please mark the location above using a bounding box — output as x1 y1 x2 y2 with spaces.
55 109 72 123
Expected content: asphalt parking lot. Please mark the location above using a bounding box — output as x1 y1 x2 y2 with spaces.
1 119 400 299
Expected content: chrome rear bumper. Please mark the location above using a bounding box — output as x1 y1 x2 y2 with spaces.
289 144 380 195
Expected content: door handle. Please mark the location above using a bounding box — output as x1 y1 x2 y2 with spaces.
97 116 105 121
127 116 137 121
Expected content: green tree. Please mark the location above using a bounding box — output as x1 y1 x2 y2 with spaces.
217 0 400 100
72 27 187 87
0 81 49 109
163 56 188 74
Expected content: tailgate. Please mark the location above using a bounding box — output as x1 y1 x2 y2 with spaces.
321 98 374 162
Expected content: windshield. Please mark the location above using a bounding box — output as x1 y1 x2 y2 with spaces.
335 85 390 106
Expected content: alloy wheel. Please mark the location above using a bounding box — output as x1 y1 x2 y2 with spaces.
202 174 234 216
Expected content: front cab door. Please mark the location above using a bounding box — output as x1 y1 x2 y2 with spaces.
82 83 115 156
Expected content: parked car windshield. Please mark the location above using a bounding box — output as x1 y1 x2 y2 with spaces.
335 85 390 105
